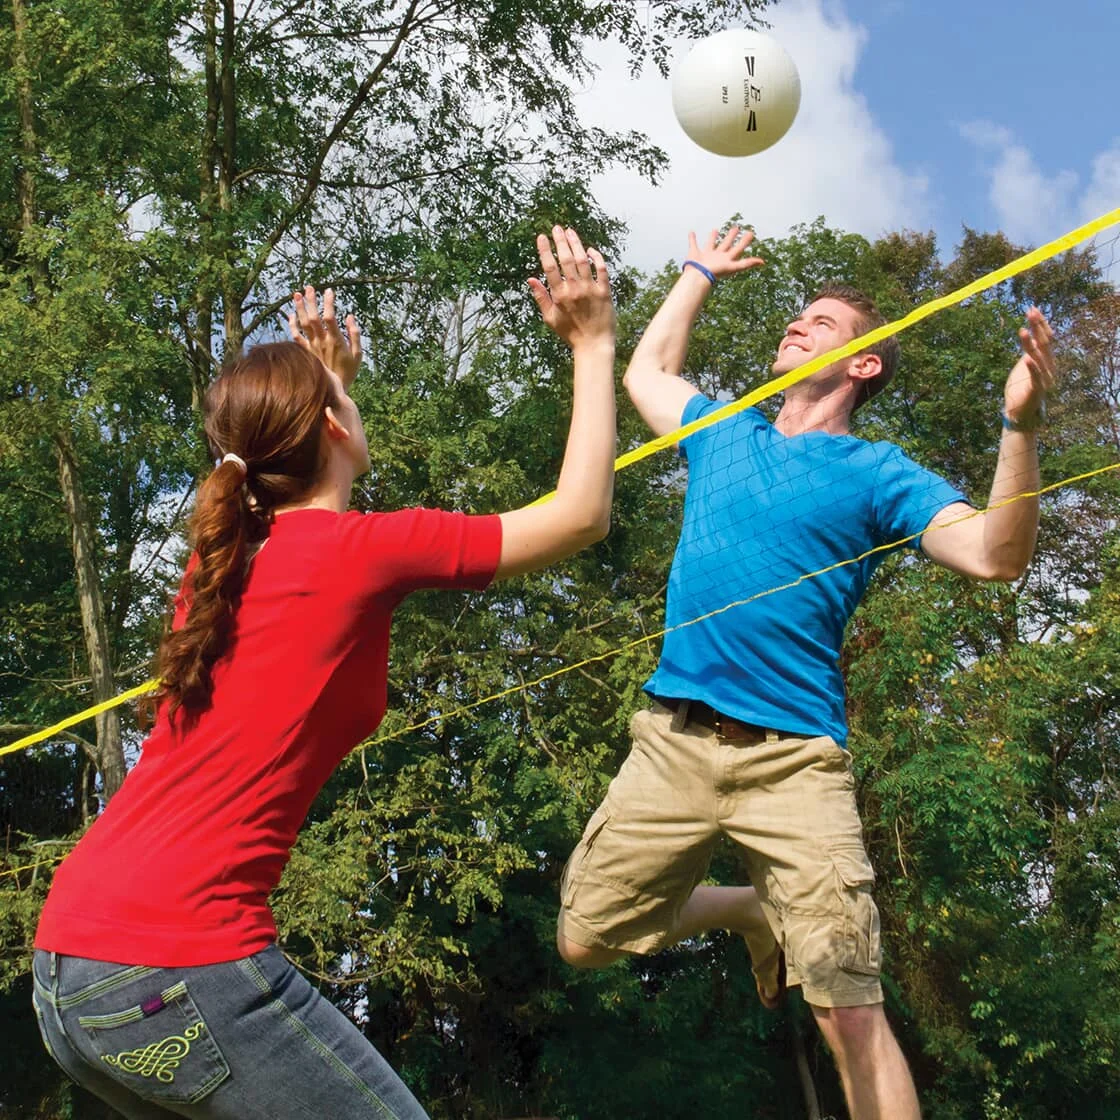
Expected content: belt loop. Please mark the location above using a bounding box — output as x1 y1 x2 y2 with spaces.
765 730 779 743
670 700 689 733
49 952 58 981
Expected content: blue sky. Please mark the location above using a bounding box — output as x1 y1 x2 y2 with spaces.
575 0 1120 276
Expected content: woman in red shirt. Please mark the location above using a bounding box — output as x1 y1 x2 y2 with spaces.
31 227 615 1119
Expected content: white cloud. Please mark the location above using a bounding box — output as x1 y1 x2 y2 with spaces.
960 121 1120 280
959 121 1079 242
1081 145 1120 241
960 121 1120 241
1082 147 1120 280
573 0 931 273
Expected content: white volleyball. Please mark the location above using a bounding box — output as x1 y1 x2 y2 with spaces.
672 29 801 157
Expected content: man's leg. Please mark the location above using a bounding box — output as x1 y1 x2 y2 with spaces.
673 885 782 1001
558 706 746 973
559 884 781 1002
556 933 624 969
811 1003 921 1120
672 884 770 949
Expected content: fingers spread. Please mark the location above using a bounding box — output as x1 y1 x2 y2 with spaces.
565 228 590 278
527 275 552 313
533 228 612 290
295 286 324 338
719 225 741 250
286 310 311 350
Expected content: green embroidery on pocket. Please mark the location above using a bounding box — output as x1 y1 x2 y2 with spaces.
100 1022 205 1083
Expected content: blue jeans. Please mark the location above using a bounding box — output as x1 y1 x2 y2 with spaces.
32 946 429 1119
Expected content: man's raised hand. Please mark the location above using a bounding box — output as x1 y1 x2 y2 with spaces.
1003 306 1056 429
685 226 765 282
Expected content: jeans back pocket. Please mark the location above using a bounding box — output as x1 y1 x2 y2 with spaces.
77 980 230 1105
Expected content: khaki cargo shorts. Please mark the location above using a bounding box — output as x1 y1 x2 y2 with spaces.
558 702 883 1008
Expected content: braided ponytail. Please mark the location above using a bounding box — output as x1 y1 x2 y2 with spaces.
153 343 337 718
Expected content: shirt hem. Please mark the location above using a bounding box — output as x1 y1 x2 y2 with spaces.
35 910 278 968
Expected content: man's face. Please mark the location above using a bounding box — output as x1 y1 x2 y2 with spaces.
771 297 864 377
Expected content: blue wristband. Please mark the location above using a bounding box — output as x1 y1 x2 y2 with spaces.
1000 401 1047 432
682 259 716 286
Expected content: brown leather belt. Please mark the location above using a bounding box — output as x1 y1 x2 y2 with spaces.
653 697 793 744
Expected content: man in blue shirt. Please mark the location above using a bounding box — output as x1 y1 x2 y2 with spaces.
556 226 1055 1120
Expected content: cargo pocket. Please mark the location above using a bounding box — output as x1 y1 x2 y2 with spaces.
77 981 229 1105
561 801 612 909
827 842 882 977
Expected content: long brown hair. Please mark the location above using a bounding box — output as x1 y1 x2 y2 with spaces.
154 342 338 717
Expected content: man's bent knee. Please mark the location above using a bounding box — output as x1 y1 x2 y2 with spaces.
556 932 625 969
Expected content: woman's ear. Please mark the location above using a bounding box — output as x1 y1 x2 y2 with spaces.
323 405 351 442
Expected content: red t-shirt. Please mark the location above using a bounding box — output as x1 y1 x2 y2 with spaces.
36 507 502 966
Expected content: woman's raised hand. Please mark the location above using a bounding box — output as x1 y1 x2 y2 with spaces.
287 285 363 389
527 226 615 351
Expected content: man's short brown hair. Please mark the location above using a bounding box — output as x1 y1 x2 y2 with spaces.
809 283 900 412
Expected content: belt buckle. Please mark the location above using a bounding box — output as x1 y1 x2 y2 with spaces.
712 709 742 740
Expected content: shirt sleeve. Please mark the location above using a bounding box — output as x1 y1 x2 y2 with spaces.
338 509 502 597
678 393 720 462
679 396 769 465
872 446 968 550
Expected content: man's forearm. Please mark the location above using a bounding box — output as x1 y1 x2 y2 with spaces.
625 267 713 382
982 428 1041 578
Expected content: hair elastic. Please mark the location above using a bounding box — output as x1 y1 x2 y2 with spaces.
220 452 248 475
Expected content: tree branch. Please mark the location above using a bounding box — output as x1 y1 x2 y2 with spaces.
238 0 426 308
244 273 424 338
0 724 99 767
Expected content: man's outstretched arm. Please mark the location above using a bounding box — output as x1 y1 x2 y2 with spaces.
921 307 1056 581
623 227 763 437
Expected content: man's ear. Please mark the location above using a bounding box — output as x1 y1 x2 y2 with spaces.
323 405 350 442
848 351 882 384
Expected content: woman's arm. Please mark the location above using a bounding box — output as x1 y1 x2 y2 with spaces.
495 226 617 580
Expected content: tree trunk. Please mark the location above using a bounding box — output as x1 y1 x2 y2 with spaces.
55 431 127 801
792 1018 822 1120
219 0 243 356
11 0 37 234
190 0 221 411
13 0 126 803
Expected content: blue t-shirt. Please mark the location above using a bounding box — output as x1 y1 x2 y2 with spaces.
644 395 966 745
